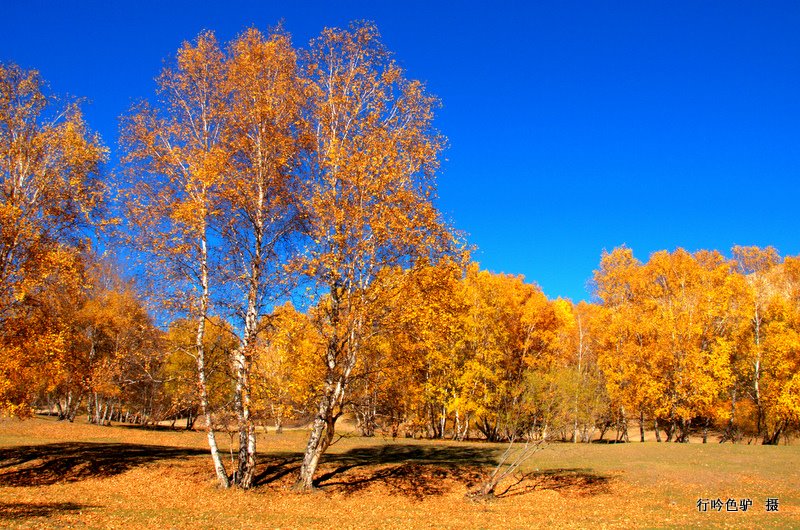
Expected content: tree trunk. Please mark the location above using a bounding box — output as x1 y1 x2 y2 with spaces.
296 384 337 490
233 343 257 489
296 338 351 491
573 315 584 444
232 179 270 490
721 388 738 443
598 421 608 442
639 411 645 442
751 302 763 439
665 420 675 442
654 419 662 442
196 235 230 489
763 421 785 445
678 417 689 443
296 285 359 491
198 352 229 489
618 407 629 442
68 393 82 422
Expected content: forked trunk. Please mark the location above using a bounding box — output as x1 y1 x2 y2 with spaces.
763 421 786 445
234 216 264 489
296 381 339 490
296 285 360 491
236 423 256 488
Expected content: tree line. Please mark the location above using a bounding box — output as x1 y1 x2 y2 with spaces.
1 22 798 493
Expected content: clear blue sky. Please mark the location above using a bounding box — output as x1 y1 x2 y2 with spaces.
2 1 798 301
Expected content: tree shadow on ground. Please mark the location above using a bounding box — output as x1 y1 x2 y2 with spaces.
0 502 93 521
496 467 612 498
319 461 487 500
0 442 207 487
253 451 304 486
255 443 500 500
114 423 191 433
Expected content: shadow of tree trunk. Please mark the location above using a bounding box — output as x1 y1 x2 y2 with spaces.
0 443 207 487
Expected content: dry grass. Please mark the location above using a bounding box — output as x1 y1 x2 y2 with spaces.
0 416 798 528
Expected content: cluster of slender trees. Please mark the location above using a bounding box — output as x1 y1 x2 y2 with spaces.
286 247 800 448
2 21 799 494
2 22 455 490
594 245 800 445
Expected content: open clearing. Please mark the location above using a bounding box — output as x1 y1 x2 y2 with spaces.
0 417 798 529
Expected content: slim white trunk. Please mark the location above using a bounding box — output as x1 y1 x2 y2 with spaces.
197 234 230 489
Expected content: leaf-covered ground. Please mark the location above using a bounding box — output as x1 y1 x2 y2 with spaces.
0 417 798 528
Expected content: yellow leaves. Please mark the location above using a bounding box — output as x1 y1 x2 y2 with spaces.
250 303 325 417
592 244 800 439
594 246 640 307
552 298 575 331
775 374 800 423
732 245 781 275
300 22 453 294
595 247 740 420
0 64 106 340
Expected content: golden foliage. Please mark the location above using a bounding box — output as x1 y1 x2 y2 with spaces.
0 63 106 415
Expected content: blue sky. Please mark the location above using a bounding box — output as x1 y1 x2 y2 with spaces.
2 1 798 301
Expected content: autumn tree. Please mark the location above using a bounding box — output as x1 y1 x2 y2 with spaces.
380 259 469 439
0 63 106 416
331 258 470 439
594 247 746 442
217 27 307 488
122 32 232 487
294 22 457 490
550 299 609 443
5 249 86 418
731 245 782 441
58 258 162 426
773 256 800 436
455 266 557 441
643 249 738 441
756 288 800 443
728 248 800 443
594 246 661 440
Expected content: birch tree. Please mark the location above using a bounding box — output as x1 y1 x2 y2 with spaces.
731 245 782 440
219 27 306 488
294 22 456 490
121 32 231 488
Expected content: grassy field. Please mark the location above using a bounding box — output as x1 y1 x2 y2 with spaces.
0 417 798 529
